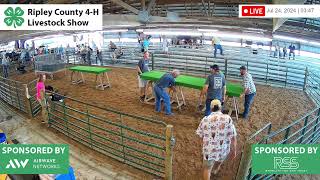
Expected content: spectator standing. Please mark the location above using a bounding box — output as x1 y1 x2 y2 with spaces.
136 52 150 102
143 35 151 52
196 99 237 180
96 49 103 65
36 74 48 124
289 43 296 60
240 66 256 119
283 45 287 58
87 47 92 65
212 37 223 58
1 51 9 78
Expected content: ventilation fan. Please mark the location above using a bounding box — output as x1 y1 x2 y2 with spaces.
138 10 150 23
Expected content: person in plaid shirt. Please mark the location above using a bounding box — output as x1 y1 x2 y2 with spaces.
240 66 256 119
196 99 237 180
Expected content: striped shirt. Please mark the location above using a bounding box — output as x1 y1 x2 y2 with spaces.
242 72 256 94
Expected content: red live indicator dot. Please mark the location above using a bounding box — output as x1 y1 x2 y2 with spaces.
242 6 266 16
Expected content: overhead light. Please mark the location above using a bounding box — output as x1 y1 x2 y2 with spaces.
203 32 272 42
273 35 307 43
136 29 144 32
143 30 202 36
102 29 128 33
197 29 218 32
310 41 320 46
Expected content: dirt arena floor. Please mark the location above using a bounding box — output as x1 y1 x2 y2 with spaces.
11 67 315 180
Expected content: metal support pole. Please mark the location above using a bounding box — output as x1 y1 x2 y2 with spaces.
303 67 309 91
283 127 291 144
300 116 309 143
165 125 174 180
225 58 228 79
152 53 154 70
311 108 320 143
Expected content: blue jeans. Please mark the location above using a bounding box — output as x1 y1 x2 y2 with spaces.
214 44 223 57
243 93 256 119
205 98 223 116
154 85 171 114
2 65 8 78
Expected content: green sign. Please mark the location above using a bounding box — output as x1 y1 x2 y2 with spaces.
4 7 24 28
0 144 69 174
252 144 320 174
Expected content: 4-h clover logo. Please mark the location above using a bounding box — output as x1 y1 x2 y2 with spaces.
4 7 24 28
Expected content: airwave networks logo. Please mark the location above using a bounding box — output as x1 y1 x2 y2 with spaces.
274 157 299 170
4 7 24 28
5 159 29 169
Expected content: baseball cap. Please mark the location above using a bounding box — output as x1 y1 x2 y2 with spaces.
211 99 221 108
240 66 246 70
210 64 220 70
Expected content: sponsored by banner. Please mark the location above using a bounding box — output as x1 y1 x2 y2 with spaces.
252 144 320 174
0 144 69 174
0 4 102 30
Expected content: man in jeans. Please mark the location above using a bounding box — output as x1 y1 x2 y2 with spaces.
240 66 256 119
154 69 180 116
200 64 226 116
212 37 223 58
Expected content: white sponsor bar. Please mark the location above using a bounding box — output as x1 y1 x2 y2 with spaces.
0 4 102 30
239 5 320 18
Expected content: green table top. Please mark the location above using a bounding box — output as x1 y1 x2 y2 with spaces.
140 71 244 97
69 66 111 74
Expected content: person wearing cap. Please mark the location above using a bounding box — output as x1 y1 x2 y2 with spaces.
200 64 226 116
154 69 180 115
240 66 256 119
196 99 237 180
137 52 150 102
212 37 223 58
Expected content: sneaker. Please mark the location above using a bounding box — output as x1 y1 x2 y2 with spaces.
165 113 174 116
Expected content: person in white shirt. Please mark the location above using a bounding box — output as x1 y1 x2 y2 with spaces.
196 99 237 180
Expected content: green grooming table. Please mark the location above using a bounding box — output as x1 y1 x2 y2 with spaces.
141 71 244 119
69 66 112 90
140 71 243 97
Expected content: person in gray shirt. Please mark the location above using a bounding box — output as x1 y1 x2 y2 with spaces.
200 64 226 116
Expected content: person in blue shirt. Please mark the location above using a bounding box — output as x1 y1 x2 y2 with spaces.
154 69 180 115
143 35 151 52
200 64 226 116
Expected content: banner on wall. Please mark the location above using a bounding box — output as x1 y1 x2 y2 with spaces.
0 4 102 30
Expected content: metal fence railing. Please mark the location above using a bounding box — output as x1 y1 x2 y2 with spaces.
0 76 28 113
236 107 320 180
151 52 307 90
306 70 320 106
47 95 174 178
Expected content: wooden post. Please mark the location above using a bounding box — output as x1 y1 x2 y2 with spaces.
165 125 174 180
236 141 252 180
303 67 308 91
23 84 32 118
